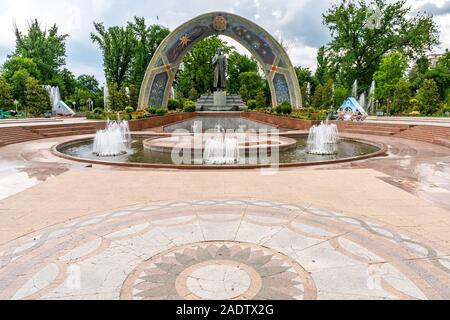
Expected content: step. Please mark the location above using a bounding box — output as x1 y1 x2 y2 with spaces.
0 136 42 143
434 138 450 148
33 126 95 134
41 130 96 138
342 129 396 136
348 126 404 133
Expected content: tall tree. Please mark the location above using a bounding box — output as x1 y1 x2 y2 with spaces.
91 22 136 88
314 47 333 85
323 0 439 91
227 52 258 93
131 17 170 86
13 19 68 82
373 52 408 103
409 56 430 91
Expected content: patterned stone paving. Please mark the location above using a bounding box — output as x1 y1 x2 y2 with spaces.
1 199 450 300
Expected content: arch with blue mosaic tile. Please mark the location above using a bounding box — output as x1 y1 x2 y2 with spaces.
138 12 302 110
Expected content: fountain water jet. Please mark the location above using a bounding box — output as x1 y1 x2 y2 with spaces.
203 123 240 164
93 120 132 157
307 121 340 155
44 86 75 115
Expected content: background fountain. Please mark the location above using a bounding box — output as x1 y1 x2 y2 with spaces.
103 85 110 111
358 92 366 111
44 86 75 116
368 81 376 114
352 80 358 98
93 120 132 157
307 121 340 155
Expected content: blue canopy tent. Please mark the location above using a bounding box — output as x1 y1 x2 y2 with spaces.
337 97 368 121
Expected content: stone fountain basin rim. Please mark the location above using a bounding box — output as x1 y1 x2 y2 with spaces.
52 133 388 170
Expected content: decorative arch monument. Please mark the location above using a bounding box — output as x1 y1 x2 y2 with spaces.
138 12 302 110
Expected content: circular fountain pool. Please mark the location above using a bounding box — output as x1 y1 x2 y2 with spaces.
54 134 386 169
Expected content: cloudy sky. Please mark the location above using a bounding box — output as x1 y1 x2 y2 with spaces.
0 0 449 83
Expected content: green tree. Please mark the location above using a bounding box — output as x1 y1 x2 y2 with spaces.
175 36 233 96
391 78 412 115
76 75 100 93
11 69 32 104
131 17 170 86
409 56 430 91
314 47 333 85
13 19 68 82
295 66 316 87
107 82 131 111
323 0 439 91
334 85 350 108
238 72 263 103
0 78 13 110
416 79 441 115
311 84 324 109
70 88 93 112
188 87 199 101
1 57 40 82
255 91 267 109
322 79 335 109
24 77 50 116
425 51 450 100
91 22 136 88
49 68 77 99
373 52 408 104
226 52 258 93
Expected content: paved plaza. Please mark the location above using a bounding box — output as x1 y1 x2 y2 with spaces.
0 130 449 300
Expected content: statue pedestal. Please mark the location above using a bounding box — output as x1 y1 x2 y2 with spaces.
213 91 227 106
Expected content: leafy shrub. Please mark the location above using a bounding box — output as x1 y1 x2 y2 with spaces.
168 99 180 111
183 100 196 113
156 108 168 116
280 102 292 115
86 112 104 120
93 107 104 115
124 106 134 114
147 106 157 115
275 105 283 114
247 99 257 110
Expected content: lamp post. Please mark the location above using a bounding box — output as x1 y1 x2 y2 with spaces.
72 101 77 114
14 100 19 113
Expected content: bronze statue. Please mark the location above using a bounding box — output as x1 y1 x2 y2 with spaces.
212 47 227 91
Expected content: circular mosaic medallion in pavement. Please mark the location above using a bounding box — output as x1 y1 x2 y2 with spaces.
1 199 450 300
122 241 315 300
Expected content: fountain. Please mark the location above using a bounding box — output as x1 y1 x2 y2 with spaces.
203 123 240 164
44 86 75 115
192 121 202 134
368 81 376 114
358 92 366 111
93 120 132 157
307 121 340 155
352 80 358 98
104 85 110 111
